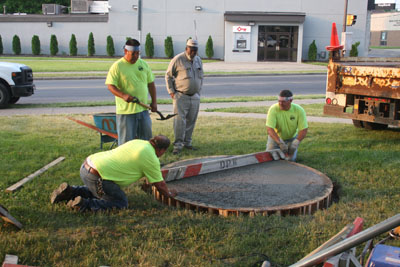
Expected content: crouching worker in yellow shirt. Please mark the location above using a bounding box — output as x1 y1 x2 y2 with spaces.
50 135 177 212
266 90 308 161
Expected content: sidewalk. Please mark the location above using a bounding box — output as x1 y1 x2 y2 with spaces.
202 61 326 73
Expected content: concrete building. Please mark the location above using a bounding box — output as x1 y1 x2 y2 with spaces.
370 11 400 46
0 0 372 62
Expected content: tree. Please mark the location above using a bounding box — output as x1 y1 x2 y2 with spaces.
69 34 77 56
206 35 214 59
0 35 3 55
164 36 174 58
349 41 360 57
31 35 41 55
12 35 21 55
1 0 69 14
88 32 95 56
308 40 317 61
106 35 115 57
50 34 58 56
145 33 154 58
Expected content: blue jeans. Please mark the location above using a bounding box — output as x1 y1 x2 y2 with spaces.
266 135 298 162
73 163 128 212
117 110 152 146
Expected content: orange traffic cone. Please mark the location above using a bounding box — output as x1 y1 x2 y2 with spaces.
326 22 343 51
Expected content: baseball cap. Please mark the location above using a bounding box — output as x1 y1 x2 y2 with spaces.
186 39 198 48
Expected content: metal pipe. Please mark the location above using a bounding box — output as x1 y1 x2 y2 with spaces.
341 0 348 57
290 214 400 267
137 0 142 43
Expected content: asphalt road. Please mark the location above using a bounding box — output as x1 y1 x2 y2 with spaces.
18 74 326 104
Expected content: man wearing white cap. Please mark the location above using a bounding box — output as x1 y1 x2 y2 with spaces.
106 39 157 145
165 39 204 155
266 90 308 161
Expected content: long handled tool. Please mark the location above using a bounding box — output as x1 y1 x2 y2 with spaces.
132 97 176 121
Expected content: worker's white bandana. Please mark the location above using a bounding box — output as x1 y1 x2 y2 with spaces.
125 45 140 51
278 96 293 101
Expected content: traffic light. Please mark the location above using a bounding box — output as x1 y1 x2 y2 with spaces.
346 14 357 26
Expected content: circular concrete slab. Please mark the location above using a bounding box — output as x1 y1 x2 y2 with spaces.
152 157 333 217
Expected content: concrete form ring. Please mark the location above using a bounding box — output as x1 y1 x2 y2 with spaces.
146 156 333 217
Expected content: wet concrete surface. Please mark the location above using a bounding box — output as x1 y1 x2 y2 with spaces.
166 160 332 210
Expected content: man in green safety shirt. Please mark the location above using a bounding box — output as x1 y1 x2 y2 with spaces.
106 38 158 145
266 90 308 161
50 135 177 212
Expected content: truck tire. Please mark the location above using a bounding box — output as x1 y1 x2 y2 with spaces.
0 83 10 108
352 120 364 128
9 97 20 104
363 121 388 130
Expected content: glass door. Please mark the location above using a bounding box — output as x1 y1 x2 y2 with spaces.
258 26 298 62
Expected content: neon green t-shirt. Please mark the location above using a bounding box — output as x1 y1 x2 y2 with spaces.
266 103 308 140
89 139 163 187
105 57 155 114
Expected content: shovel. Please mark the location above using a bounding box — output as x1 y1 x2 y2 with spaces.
131 97 177 121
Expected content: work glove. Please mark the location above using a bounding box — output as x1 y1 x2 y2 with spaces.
288 139 300 156
266 149 280 161
278 139 289 154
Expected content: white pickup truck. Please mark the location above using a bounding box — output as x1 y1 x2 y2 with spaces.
0 62 35 108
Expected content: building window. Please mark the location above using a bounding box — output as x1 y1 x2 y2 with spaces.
380 31 387 46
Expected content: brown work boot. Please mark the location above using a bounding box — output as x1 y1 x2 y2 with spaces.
50 182 73 204
67 196 84 210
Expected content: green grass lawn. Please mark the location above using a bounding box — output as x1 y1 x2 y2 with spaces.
205 103 326 117
0 57 169 72
369 46 400 49
0 56 218 73
1 114 400 266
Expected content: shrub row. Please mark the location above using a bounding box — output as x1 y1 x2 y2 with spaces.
307 39 360 61
0 33 215 59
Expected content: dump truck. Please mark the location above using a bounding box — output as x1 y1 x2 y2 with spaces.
323 57 400 129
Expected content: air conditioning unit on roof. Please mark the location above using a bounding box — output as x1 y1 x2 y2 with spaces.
71 0 93 14
42 4 63 15
89 1 111 13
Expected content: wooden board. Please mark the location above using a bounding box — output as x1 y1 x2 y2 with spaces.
5 157 65 193
0 205 22 229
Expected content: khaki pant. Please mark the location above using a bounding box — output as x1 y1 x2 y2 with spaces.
173 92 200 149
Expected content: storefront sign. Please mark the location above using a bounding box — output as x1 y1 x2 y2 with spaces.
233 26 251 33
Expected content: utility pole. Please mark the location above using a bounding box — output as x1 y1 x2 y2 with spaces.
138 0 142 43
341 0 348 56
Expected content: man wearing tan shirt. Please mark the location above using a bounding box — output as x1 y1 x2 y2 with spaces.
165 39 204 155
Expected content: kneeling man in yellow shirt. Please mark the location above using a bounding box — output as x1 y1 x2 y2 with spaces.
50 135 177 212
266 90 308 161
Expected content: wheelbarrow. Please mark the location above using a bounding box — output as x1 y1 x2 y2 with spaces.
93 113 118 149
68 113 118 149
68 105 176 149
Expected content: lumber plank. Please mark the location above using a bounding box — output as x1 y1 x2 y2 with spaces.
0 205 22 229
5 157 65 193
